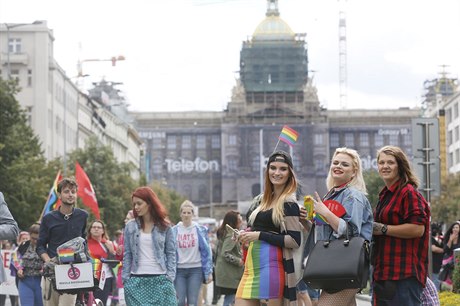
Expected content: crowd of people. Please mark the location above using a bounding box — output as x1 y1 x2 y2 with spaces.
0 144 457 306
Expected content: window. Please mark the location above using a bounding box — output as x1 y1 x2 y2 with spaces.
454 103 459 119
228 157 238 172
8 38 21 53
197 135 206 149
359 133 369 147
152 137 162 149
448 130 453 146
448 152 453 168
182 135 191 149
314 134 324 145
389 134 399 145
167 135 176 149
344 133 354 147
330 133 339 147
315 156 325 172
456 148 460 165
25 106 32 126
211 135 220 149
402 133 411 146
27 69 32 87
228 134 237 146
374 133 384 147
446 108 452 124
152 158 164 178
455 126 460 142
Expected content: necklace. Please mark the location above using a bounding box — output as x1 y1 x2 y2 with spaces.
64 212 73 220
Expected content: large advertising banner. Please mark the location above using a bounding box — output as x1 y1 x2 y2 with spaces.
0 250 18 296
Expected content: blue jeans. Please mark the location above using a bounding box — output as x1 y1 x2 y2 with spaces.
18 276 43 306
175 267 203 306
223 294 235 306
430 273 440 291
373 277 423 306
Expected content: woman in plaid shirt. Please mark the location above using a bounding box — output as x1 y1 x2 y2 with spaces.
372 146 430 306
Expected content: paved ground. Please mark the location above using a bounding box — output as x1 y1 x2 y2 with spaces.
204 283 372 306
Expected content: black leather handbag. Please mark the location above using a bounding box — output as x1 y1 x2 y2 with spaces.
303 223 370 292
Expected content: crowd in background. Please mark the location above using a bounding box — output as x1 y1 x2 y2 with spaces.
1 145 458 306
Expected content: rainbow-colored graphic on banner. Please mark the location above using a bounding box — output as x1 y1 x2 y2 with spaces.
278 125 299 147
57 248 75 263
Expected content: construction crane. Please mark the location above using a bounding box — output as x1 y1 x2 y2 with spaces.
338 0 347 109
77 55 125 77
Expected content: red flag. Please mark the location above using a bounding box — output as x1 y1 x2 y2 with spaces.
75 162 100 219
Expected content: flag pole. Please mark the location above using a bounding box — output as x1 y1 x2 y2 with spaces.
273 139 281 153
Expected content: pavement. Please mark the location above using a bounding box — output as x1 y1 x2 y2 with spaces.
205 283 372 306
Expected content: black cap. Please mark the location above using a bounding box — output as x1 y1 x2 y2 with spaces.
268 150 293 169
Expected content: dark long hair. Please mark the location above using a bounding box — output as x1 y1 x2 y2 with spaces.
216 210 240 240
132 187 169 230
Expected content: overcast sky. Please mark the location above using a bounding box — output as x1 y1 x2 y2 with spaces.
1 0 459 112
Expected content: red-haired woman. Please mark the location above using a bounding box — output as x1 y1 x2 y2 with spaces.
87 220 117 305
122 186 177 306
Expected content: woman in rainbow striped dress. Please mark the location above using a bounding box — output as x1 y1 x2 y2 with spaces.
235 150 303 306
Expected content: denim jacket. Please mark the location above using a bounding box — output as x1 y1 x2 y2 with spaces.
316 186 373 242
172 222 213 282
122 219 177 283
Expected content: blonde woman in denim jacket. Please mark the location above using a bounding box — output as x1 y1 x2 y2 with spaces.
313 147 373 306
172 201 213 306
123 187 177 306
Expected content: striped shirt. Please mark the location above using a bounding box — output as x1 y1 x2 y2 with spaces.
373 181 430 286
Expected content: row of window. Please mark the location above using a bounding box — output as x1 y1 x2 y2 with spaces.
446 102 459 124
447 126 460 146
330 132 411 147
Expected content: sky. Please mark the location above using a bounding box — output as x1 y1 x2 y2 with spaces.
1 0 460 112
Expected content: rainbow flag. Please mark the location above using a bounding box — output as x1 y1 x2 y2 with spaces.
314 212 328 225
278 125 299 147
41 171 63 219
57 248 75 263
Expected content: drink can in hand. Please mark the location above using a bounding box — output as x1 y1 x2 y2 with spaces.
304 195 314 220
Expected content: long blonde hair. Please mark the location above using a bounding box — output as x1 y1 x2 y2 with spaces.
326 147 367 194
249 151 298 227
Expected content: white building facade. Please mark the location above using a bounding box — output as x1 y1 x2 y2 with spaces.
0 21 142 177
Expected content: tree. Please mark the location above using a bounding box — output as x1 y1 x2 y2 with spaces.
68 136 138 235
430 173 460 224
363 169 385 210
0 78 58 229
151 181 186 224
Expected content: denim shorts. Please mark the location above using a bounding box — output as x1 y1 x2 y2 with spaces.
297 280 320 300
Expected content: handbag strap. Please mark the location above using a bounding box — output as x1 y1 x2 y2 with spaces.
325 221 351 246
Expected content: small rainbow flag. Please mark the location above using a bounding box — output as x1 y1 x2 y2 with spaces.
41 170 63 219
314 212 328 225
278 125 299 147
57 248 75 263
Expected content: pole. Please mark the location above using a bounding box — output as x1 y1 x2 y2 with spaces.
259 129 264 194
63 75 67 176
209 168 213 218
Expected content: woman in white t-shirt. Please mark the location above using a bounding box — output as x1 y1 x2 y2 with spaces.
172 201 213 306
123 187 177 306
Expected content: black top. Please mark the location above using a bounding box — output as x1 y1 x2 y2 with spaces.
36 208 88 258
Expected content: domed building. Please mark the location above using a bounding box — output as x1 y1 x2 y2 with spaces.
131 0 419 218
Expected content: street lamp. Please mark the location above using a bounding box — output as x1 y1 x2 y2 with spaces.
4 21 41 79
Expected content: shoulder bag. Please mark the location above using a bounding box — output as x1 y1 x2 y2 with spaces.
303 223 370 292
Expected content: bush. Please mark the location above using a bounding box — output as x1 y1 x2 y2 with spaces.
453 252 460 293
439 291 460 305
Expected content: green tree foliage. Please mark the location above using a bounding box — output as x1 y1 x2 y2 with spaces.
363 169 385 210
431 173 460 224
151 181 185 224
67 136 138 235
0 79 58 229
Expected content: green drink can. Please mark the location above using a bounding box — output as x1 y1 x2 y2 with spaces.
304 195 314 220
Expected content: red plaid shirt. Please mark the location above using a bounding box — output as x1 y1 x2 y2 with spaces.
373 181 430 286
